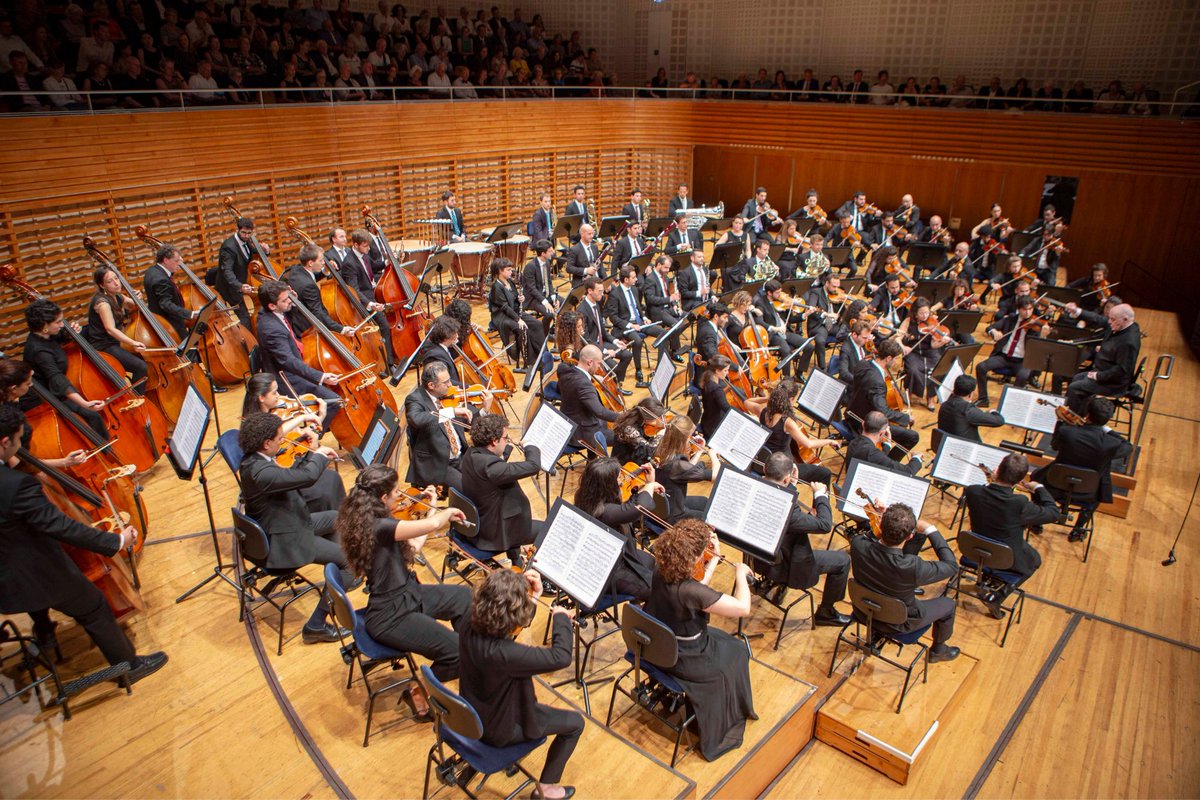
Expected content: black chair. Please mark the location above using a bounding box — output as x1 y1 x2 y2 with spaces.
954 530 1026 647
1042 464 1101 561
442 487 507 584
419 665 547 800
828 579 930 713
231 507 321 655
928 429 965 522
323 564 420 747
1098 356 1146 439
215 429 244 482
742 553 815 651
554 429 608 499
605 604 697 767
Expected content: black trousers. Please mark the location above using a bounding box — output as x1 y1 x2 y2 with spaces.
808 325 831 370
975 354 1031 405
28 575 137 666
647 308 683 354
1065 373 1120 415
97 345 149 394
770 330 808 376
813 549 850 608
282 372 342 431
795 461 833 485
365 584 472 681
308 509 353 626
532 704 584 783
494 314 546 368
67 397 109 440
603 347 634 382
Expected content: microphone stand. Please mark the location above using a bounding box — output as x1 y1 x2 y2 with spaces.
1163 468 1200 566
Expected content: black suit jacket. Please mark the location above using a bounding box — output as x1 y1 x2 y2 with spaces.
324 246 349 270
460 444 542 551
239 451 330 569
521 256 558 313
666 227 701 255
1090 323 1141 392
985 312 1044 358
838 338 866 388
605 283 648 335
255 309 325 384
937 395 1004 443
694 320 722 362
435 205 466 238
403 386 471 487
217 234 252 302
565 240 603 285
667 195 691 216
850 530 957 625
964 482 1060 576
557 362 618 446
751 496 833 588
835 201 876 231
282 265 341 334
1037 423 1132 504
621 202 645 225
846 437 920 475
611 236 645 273
641 270 675 321
0 465 121 613
849 360 911 427
578 298 613 347
528 207 554 242
417 342 461 387
339 248 376 305
564 199 590 226
676 263 710 310
143 264 191 339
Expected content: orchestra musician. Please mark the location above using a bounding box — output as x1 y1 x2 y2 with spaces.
145 244 202 340
522 239 561 316
974 296 1049 408
325 228 350 270
460 413 542 565
528 192 555 243
828 213 861 276
747 452 850 626
643 517 755 762
755 280 809 378
725 292 756 343
964 453 1061 616
22 300 109 440
85 265 149 391
971 203 1011 242
920 215 951 245
415 315 465 388
404 362 476 494
282 245 356 336
728 237 774 291
788 188 827 227
611 220 647 275
667 182 691 216
714 216 750 261
238 411 354 644
0 405 168 684
1064 303 1140 415
606 266 659 388
254 279 343 415
869 274 909 335
935 241 971 280
435 190 468 243
838 320 873 390
457 568 582 800
666 211 703 255
337 466 469 695
654 415 721 520
565 185 590 228
489 257 546 371
849 502 961 663
215 215 260 327
362 218 392 282
846 410 924 476
1020 221 1066 287
801 272 843 371
742 186 777 244
558 343 620 448
698 355 765 439
873 211 910 250
1032 398 1132 542
640 255 685 357
574 457 661 600
242 372 341 507
797 233 831 278
937 376 1004 442
611 397 668 465
578 278 633 390
898 297 950 410
759 380 839 483
1067 262 1110 314
676 248 712 312
1022 204 1058 235
342 229 397 368
995 278 1033 320
892 194 922 235
835 191 877 233
565 224 604 287
621 188 646 225
847 339 921 460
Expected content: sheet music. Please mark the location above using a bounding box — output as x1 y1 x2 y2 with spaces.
704 466 793 560
522 403 576 473
707 409 770 471
998 387 1061 434
798 369 847 423
935 358 964 404
931 434 1009 488
840 459 930 521
167 384 209 470
530 501 624 609
649 353 675 403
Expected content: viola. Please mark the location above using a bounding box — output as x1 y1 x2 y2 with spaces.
363 205 430 367
0 265 166 472
789 420 826 466
618 461 650 503
1037 397 1086 426
85 236 214 422
441 383 513 408
855 487 884 538
808 204 828 225
129 226 256 387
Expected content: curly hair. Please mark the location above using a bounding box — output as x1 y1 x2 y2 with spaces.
654 415 696 463
766 379 799 418
613 396 664 433
470 413 507 448
238 411 282 455
23 299 61 332
338 464 400 578
880 503 916 547
445 299 473 342
0 358 33 402
729 290 752 312
471 568 535 638
655 518 712 584
555 310 584 354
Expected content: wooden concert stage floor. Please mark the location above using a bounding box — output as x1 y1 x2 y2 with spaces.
1 305 1198 799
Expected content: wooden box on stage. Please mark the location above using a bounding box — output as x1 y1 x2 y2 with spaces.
815 651 978 784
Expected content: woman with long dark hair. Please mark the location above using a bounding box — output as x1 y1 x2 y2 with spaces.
573 456 661 599
697 354 767 440
653 416 720 520
488 257 546 370
759 380 838 483
898 297 949 409
644 517 755 761
337 465 468 709
610 396 665 465
0 357 86 470
84 266 149 391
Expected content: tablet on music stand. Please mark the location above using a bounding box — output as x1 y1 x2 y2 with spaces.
649 349 676 403
349 403 403 470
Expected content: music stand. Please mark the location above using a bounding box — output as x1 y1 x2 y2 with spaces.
1042 285 1084 305
644 216 672 238
1048 323 1099 342
598 215 630 240
781 277 815 298
1009 231 1038 256
932 342 983 380
941 310 983 340
553 214 584 243
916 278 953 301
172 383 241 604
718 281 766 306
417 247 456 314
768 243 788 263
648 349 676 405
348 403 403 470
841 277 866 296
709 242 744 276
626 253 654 275
178 298 223 433
1023 337 1083 383
823 246 853 270
905 243 947 275
791 217 817 237
700 217 737 241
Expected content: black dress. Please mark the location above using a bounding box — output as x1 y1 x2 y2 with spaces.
758 410 832 484
590 490 657 600
644 574 756 761
901 324 941 399
84 291 149 392
657 453 711 520
361 518 471 680
699 379 730 441
488 277 546 366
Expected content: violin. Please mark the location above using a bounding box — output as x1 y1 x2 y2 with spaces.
0 265 167 473
362 205 430 366
808 205 828 225
441 383 512 408
981 236 1010 257
129 226 256 387
917 313 954 347
930 227 953 246
1037 397 1086 426
854 488 884 538
837 226 863 246
1094 279 1112 301
391 486 440 521
861 202 883 217
618 461 652 503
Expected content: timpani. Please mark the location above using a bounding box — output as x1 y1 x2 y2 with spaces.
494 233 530 268
448 241 494 298
390 239 435 277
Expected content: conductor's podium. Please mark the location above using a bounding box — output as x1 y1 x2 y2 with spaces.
815 649 979 784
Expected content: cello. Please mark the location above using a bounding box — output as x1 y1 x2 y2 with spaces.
0 265 166 472
129 226 256 386
362 205 429 365
284 217 390 374
82 237 212 423
737 314 780 386
457 325 517 394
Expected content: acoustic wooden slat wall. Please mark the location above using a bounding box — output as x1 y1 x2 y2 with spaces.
0 99 1197 350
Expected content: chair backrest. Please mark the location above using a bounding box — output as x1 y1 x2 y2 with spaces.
419 664 485 740
1045 463 1100 498
958 529 1015 572
323 562 359 634
231 507 271 566
621 604 678 669
848 578 910 627
447 486 480 538
216 429 245 476
591 430 609 456
930 427 945 455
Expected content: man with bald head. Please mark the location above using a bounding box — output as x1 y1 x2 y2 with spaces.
556 343 619 450
1065 303 1140 414
565 223 603 287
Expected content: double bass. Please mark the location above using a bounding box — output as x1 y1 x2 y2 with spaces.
82 237 212 423
362 205 429 365
223 196 281 289
0 265 166 472
130 226 256 386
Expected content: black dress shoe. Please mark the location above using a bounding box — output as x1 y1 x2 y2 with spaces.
928 645 961 663
984 599 1006 620
531 787 575 800
212 385 229 394
1068 528 1087 543
302 623 349 644
635 379 651 389
124 651 169 685
619 388 633 396
914 587 925 596
813 609 852 627
1029 525 1044 536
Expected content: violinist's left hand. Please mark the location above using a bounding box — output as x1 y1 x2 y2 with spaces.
1087 370 1097 380
421 485 439 505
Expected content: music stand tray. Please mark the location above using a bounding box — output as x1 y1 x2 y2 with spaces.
823 246 853 269
917 278 953 300
781 278 815 298
553 214 584 242
841 277 866 296
792 218 817 237
941 310 983 339
768 243 788 263
598 215 630 239
486 221 525 244
1023 337 1084 378
709 243 744 276
932 342 983 380
644 216 672 238
701 217 739 237
905 243 947 271
1042 286 1084 305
